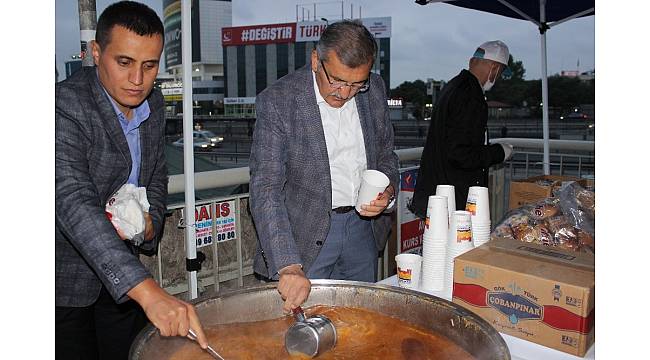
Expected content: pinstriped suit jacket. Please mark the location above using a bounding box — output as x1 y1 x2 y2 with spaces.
55 67 168 307
249 65 399 279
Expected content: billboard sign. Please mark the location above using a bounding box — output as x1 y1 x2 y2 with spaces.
363 17 391 39
163 0 182 67
295 21 328 42
387 99 403 108
224 97 256 105
181 201 238 248
163 0 201 68
221 23 296 46
296 17 391 42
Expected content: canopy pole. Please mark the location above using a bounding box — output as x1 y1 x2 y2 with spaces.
540 0 550 175
181 0 199 300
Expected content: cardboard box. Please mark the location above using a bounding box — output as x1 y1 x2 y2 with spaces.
508 175 581 209
581 178 595 190
452 238 594 357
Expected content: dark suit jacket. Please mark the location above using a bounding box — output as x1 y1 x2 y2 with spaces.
55 67 168 307
249 65 399 279
410 69 505 219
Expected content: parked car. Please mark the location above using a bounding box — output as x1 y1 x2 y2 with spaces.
172 130 224 151
560 112 590 120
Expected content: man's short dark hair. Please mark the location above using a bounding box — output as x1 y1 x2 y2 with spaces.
316 20 377 68
95 1 164 48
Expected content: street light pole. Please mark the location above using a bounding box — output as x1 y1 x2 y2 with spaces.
78 0 97 67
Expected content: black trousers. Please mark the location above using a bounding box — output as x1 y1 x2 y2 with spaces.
56 286 148 360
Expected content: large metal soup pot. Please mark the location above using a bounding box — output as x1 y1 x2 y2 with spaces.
130 280 510 359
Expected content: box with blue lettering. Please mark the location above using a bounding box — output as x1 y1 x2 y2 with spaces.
452 238 594 357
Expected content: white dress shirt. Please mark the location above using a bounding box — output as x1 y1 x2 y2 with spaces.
312 71 367 209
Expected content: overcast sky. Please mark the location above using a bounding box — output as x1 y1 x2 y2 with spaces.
55 0 595 87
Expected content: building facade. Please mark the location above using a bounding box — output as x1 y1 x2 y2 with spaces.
163 0 232 114
221 17 391 116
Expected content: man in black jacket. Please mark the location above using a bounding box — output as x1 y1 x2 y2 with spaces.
410 40 514 219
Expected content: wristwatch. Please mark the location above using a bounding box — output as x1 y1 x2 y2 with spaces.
386 186 396 210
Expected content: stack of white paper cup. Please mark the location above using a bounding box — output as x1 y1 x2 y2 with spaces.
435 185 456 224
444 210 475 296
395 253 423 289
355 170 390 213
465 186 491 247
421 196 448 291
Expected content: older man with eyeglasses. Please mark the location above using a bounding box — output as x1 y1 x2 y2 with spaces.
249 20 399 313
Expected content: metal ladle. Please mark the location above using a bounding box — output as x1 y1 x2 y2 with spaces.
187 328 225 360
285 306 337 358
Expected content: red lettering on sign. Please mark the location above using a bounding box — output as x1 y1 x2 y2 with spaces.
195 206 211 222
220 203 231 217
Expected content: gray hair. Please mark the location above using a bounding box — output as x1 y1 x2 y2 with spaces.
316 20 377 68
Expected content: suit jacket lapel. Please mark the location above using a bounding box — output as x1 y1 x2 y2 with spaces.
356 91 376 169
88 70 132 170
295 66 332 194
138 108 155 185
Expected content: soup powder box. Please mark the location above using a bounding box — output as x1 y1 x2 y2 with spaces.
452 238 594 357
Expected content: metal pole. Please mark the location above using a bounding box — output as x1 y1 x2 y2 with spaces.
211 202 220 293
314 4 316 20
181 0 199 300
396 190 401 254
78 0 96 67
157 246 163 285
296 4 298 22
540 0 551 175
235 199 243 287
374 33 381 74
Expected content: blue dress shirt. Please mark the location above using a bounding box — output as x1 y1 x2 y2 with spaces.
100 85 151 187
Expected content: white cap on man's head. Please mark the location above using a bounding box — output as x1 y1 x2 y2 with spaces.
473 40 511 76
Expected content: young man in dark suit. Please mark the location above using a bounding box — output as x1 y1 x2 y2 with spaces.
55 2 208 358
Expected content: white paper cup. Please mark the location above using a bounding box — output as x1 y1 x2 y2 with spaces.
421 251 446 291
473 238 490 247
449 211 472 243
425 195 449 239
466 186 490 221
356 170 390 212
395 253 423 289
435 185 456 222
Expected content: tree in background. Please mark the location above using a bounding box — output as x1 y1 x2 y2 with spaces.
390 54 594 119
488 55 594 116
503 55 526 81
488 55 528 106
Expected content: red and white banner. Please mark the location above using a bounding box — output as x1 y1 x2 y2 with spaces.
295 17 391 42
296 21 328 42
399 168 424 254
181 201 238 248
222 23 296 46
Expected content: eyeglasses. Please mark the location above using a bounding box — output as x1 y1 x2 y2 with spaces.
320 60 370 93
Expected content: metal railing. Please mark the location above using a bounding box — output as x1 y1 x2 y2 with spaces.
158 138 594 295
490 138 594 180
